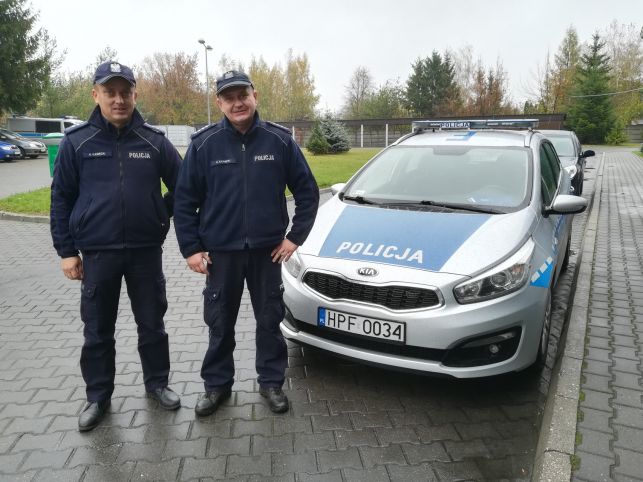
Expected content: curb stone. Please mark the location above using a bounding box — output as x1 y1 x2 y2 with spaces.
533 152 605 481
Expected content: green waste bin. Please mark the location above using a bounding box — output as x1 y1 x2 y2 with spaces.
44 133 65 177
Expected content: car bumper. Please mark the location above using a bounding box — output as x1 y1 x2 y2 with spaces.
1 150 21 160
281 262 548 378
22 147 46 156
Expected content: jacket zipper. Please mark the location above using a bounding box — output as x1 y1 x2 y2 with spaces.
117 136 126 247
241 142 248 247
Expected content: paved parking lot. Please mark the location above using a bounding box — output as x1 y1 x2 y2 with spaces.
0 154 596 481
0 157 51 199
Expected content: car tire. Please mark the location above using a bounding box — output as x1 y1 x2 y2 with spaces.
18 147 26 159
29 155 38 159
533 288 553 371
561 232 571 273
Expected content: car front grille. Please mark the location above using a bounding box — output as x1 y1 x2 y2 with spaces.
302 271 441 310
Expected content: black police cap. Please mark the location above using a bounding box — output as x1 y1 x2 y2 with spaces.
216 70 253 95
94 61 136 85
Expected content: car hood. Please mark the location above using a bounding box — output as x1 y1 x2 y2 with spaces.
299 197 536 277
557 155 577 168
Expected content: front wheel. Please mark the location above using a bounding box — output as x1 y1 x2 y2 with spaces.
561 232 571 273
534 288 553 370
18 147 26 159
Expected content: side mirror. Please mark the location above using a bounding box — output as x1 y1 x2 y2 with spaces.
544 194 588 217
330 183 346 196
581 150 595 158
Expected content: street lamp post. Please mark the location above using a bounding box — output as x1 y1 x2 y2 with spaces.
198 38 213 125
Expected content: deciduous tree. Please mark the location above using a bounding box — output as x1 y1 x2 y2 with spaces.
603 21 643 125
136 52 204 124
361 80 409 118
343 66 374 118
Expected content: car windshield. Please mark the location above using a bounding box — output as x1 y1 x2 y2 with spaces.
545 135 575 157
0 130 22 140
344 145 530 212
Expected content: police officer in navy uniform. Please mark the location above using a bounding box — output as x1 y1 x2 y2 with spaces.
50 61 182 431
174 70 319 415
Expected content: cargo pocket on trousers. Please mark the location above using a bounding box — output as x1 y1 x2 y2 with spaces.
202 285 222 329
262 284 286 328
80 282 97 322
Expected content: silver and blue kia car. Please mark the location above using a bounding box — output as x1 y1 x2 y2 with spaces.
281 119 587 377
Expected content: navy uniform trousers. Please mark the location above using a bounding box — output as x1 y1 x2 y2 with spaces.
201 247 287 392
80 247 170 402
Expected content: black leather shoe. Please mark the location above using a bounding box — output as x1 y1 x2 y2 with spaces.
259 387 289 413
194 390 231 417
146 387 181 410
78 400 110 432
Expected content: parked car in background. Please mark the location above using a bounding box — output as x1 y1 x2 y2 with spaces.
6 116 82 138
281 119 587 378
0 140 22 162
0 128 47 159
540 129 594 195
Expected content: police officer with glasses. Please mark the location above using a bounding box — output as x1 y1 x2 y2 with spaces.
174 70 319 416
50 61 182 431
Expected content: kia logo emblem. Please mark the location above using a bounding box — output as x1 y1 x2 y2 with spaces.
357 267 378 277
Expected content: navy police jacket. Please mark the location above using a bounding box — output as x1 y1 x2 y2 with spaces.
50 106 182 258
174 113 319 257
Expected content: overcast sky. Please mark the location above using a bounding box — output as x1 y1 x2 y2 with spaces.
30 0 642 114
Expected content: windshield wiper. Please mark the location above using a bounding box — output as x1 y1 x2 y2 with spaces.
381 199 506 214
341 194 378 205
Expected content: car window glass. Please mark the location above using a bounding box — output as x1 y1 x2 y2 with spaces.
539 144 560 206
346 146 530 209
546 136 575 157
543 143 561 180
35 120 61 133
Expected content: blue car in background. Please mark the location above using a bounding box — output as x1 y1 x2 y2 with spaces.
0 140 21 162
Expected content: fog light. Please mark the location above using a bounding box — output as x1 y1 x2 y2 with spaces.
442 328 522 367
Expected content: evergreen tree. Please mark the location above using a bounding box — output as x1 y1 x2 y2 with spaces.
405 51 459 117
318 114 351 154
0 0 54 115
305 123 331 155
567 33 615 144
307 114 352 155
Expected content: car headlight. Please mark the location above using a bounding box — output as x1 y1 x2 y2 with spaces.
454 239 534 304
1 145 12 151
564 165 578 179
284 250 302 278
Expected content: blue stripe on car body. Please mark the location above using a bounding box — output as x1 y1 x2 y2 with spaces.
319 205 490 271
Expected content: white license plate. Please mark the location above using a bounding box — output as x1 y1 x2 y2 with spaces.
318 307 406 343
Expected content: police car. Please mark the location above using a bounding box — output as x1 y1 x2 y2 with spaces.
281 119 587 377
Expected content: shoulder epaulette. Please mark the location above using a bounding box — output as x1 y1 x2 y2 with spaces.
265 121 291 134
142 123 166 136
191 123 220 139
64 121 89 134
